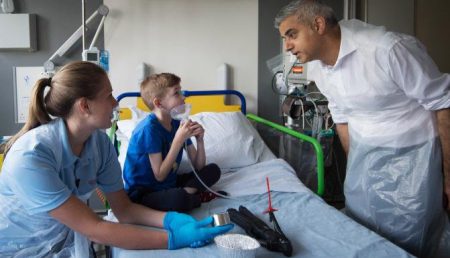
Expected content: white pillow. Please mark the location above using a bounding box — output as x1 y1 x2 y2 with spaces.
189 111 268 169
116 110 274 171
116 105 148 139
116 106 148 169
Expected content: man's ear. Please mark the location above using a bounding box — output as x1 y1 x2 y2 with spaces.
314 16 327 34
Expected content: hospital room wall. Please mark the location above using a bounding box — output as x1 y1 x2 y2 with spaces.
103 0 258 112
1 0 448 136
0 0 104 136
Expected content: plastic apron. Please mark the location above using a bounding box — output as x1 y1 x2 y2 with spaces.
305 20 450 257
343 105 448 257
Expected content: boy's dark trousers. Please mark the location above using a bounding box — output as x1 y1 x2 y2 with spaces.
128 163 220 212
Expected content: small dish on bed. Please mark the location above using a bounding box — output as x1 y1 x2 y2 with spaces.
214 233 260 258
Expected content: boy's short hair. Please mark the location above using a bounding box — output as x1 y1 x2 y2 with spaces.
140 73 181 109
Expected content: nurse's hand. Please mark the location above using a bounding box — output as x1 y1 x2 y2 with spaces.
163 211 196 231
167 216 234 250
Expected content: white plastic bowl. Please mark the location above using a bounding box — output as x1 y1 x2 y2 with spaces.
214 234 260 258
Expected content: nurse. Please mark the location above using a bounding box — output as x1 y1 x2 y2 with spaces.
0 61 232 257
275 0 449 257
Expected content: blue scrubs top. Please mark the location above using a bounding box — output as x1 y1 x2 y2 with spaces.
0 118 123 256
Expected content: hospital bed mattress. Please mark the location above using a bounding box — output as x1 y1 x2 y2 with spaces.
111 192 412 257
109 159 412 258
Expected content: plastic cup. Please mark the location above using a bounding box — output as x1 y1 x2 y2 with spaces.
214 234 260 258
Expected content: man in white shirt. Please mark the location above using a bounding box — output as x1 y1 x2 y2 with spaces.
275 0 450 257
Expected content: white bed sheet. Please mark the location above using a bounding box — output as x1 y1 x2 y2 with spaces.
111 194 413 258
213 159 308 197
108 159 413 258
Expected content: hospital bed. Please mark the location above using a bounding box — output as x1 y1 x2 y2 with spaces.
106 90 413 258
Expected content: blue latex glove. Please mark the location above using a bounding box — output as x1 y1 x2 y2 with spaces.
164 212 213 248
163 211 196 231
167 216 234 250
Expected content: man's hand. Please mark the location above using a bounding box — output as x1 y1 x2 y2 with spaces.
436 108 450 210
336 123 349 156
444 189 450 211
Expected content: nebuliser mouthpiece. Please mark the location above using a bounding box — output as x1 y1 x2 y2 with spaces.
111 107 120 122
170 103 192 122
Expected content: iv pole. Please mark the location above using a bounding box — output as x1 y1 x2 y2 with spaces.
82 0 86 52
43 2 109 76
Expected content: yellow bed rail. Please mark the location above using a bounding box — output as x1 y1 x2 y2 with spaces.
118 90 243 120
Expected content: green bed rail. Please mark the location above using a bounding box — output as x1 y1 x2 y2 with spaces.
246 113 325 196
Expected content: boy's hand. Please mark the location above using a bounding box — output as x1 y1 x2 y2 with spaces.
189 121 204 141
175 119 194 143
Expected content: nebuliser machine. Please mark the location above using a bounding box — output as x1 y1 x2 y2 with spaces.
274 52 331 139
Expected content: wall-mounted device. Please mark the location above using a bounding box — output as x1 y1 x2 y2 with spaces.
136 62 150 84
0 0 14 13
82 47 100 65
0 13 36 51
44 3 109 76
282 52 311 95
273 49 331 138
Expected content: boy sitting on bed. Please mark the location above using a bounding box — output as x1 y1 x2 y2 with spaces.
123 73 221 212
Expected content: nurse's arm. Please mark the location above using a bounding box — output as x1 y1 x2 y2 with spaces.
105 189 166 226
336 123 349 156
49 194 169 249
436 108 450 210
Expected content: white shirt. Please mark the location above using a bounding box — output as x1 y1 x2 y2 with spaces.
308 19 450 147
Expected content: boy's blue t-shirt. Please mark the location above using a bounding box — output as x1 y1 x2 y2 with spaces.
123 113 192 192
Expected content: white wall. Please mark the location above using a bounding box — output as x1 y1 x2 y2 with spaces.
104 0 258 112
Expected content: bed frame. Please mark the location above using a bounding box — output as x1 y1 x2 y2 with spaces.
111 90 324 196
